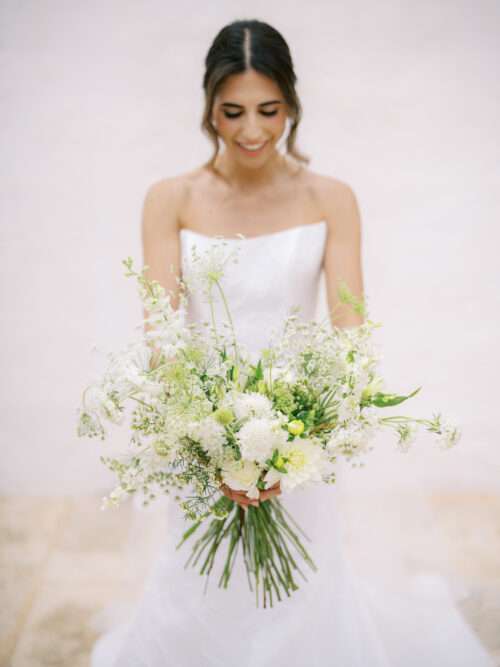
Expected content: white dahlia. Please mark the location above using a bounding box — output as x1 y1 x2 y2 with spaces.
263 438 329 493
230 391 275 421
236 417 288 465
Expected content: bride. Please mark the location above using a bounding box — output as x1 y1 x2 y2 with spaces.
90 18 494 666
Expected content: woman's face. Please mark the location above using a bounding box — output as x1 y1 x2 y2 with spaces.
211 68 289 167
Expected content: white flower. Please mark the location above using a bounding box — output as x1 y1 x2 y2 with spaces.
236 417 288 464
361 406 379 430
101 485 128 510
142 306 187 357
188 416 227 460
271 367 296 384
148 419 185 463
103 342 165 401
231 392 274 421
77 406 105 438
337 392 361 423
263 438 330 493
182 240 240 299
326 425 372 460
83 385 107 412
396 421 419 452
220 458 261 499
436 420 461 449
83 385 123 424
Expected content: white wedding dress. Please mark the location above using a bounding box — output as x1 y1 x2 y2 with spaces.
90 221 494 666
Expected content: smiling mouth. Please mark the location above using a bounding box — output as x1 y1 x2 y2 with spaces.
236 141 268 155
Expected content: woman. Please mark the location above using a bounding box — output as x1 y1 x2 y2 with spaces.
91 19 494 666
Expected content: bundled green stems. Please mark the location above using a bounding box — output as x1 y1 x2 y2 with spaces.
176 492 318 609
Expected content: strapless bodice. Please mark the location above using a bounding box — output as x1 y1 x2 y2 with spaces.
180 221 327 361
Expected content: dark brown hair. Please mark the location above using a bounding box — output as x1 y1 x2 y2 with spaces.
201 19 310 170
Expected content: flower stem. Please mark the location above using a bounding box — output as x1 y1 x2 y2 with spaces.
214 279 240 364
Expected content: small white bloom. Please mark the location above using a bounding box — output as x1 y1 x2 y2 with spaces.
436 420 461 449
396 421 419 452
326 425 371 460
182 241 240 299
101 485 128 509
337 393 361 423
83 385 108 413
83 385 123 425
264 365 296 385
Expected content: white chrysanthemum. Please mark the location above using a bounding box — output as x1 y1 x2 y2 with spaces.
220 458 261 499
231 392 274 421
236 417 288 464
263 438 330 493
188 416 227 460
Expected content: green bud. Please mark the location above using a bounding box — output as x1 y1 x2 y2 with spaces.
213 407 234 425
287 419 305 436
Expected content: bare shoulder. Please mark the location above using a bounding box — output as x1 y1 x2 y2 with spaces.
142 170 197 229
307 170 360 217
306 170 362 238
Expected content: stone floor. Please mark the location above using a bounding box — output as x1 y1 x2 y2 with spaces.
1 491 499 666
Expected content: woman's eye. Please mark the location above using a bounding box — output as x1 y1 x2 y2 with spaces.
222 110 279 119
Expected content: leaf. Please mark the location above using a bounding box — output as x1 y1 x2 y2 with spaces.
370 386 421 407
254 359 264 381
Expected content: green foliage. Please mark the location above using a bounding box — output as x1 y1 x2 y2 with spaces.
271 380 296 415
368 386 421 408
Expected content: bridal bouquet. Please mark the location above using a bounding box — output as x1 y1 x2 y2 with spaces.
77 238 460 608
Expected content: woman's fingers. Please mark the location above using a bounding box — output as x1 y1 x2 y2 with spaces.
220 482 282 505
220 483 259 507
259 481 282 502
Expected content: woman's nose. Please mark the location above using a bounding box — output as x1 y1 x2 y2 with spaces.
240 114 265 140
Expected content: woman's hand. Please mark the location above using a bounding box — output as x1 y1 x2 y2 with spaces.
219 481 281 509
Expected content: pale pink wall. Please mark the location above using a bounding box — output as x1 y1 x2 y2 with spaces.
1 0 498 493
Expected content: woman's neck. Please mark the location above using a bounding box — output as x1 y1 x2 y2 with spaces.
212 148 289 194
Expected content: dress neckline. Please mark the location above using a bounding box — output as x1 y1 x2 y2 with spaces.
179 220 327 242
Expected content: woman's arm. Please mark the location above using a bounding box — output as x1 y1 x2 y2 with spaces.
322 180 365 329
141 178 184 366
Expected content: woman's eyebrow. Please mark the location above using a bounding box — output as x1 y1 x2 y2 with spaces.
220 100 282 109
